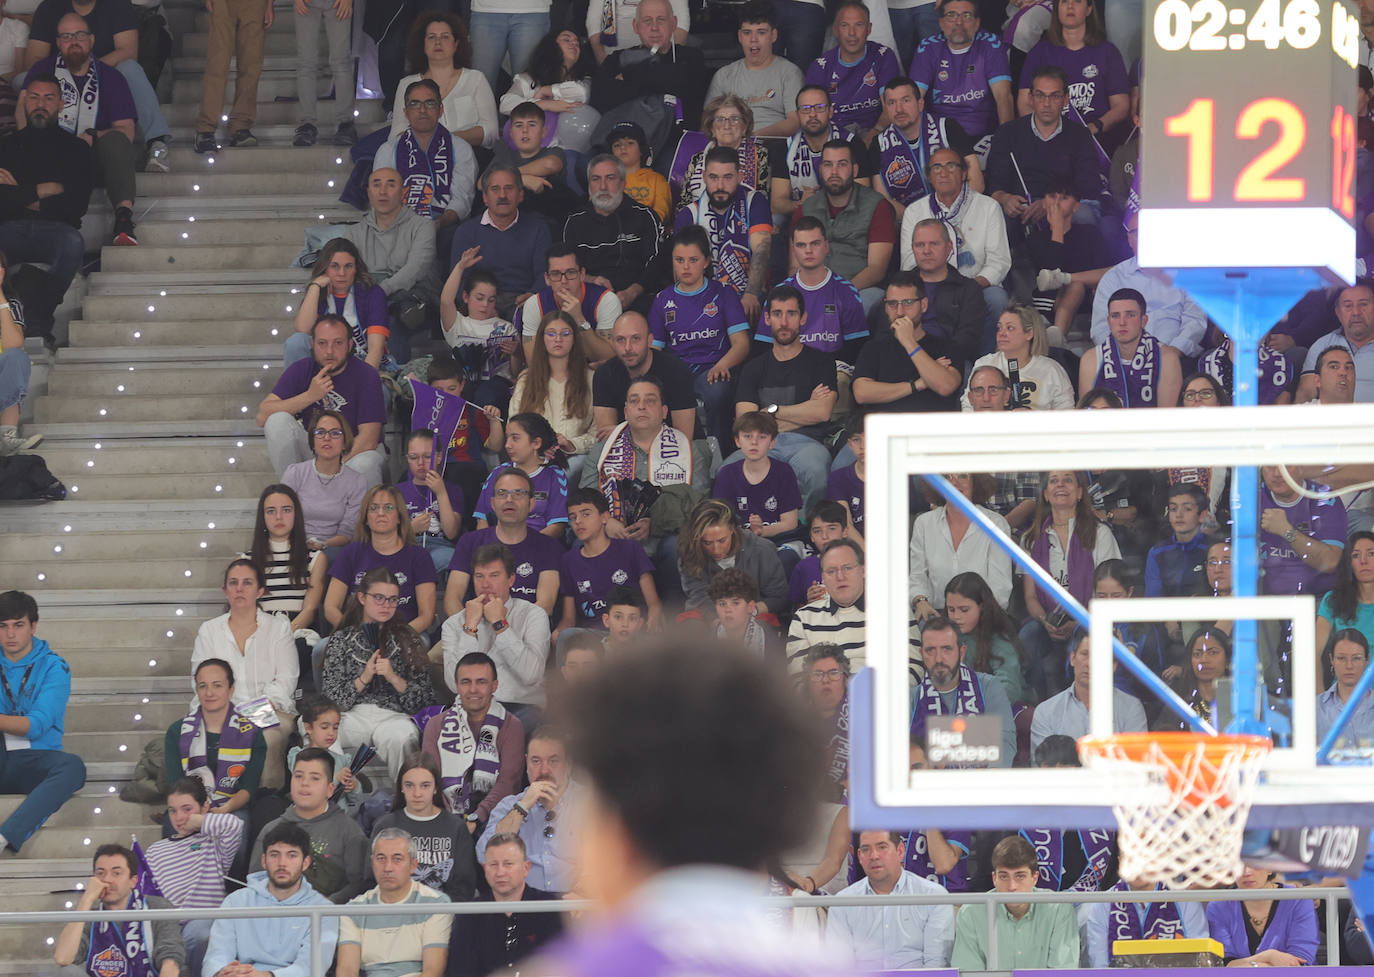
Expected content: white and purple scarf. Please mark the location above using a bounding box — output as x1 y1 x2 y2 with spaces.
1096 332 1161 407
910 664 986 740
597 420 691 522
1108 878 1184 948
875 114 949 208
1023 827 1114 892
55 54 99 135
178 704 258 806
396 126 454 220
85 887 155 977
823 691 849 794
926 182 977 272
437 701 507 816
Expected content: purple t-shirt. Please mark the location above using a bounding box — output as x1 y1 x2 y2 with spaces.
648 280 750 370
1260 487 1346 596
1019 39 1128 125
713 459 803 528
317 284 390 360
397 476 464 540
826 463 865 535
673 186 773 297
473 463 569 531
270 356 386 433
909 32 1012 140
559 538 655 627
905 828 972 892
327 542 438 623
447 526 564 605
788 553 821 607
804 41 901 133
758 271 868 355
26 56 136 130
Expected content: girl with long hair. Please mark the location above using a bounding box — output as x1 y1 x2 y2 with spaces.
943 571 1030 704
676 499 788 617
474 412 571 537
498 29 597 148
289 238 390 370
511 310 596 483
369 751 478 900
1317 530 1374 680
250 483 327 632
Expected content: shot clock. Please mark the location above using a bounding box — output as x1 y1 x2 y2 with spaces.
1137 0 1358 279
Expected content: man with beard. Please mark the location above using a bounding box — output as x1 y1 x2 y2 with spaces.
21 13 138 245
255 314 387 486
1297 281 1374 402
449 834 563 976
0 74 91 345
53 844 185 977
853 270 963 413
869 77 981 219
909 616 1015 766
799 139 894 310
478 728 583 893
674 147 772 323
909 0 1014 147
771 85 856 217
336 830 451 977
374 79 477 228
204 822 340 977
803 0 900 140
561 154 666 316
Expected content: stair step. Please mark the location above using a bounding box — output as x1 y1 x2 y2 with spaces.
135 170 349 196
15 468 266 501
24 419 265 439
70 319 295 348
172 73 344 104
133 215 339 246
87 270 308 293
1 526 248 559
0 504 253 535
82 292 302 320
34 391 269 424
67 730 186 763
63 700 188 734
56 344 284 363
18 443 269 475
0 794 154 829
11 555 237 591
47 364 282 396
11 823 161 861
41 614 223 648
102 192 354 222
100 243 303 273
163 97 383 128
181 29 326 56
62 649 192 681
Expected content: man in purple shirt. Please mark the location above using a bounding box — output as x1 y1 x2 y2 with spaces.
764 216 869 366
803 0 900 140
673 148 773 323
1259 465 1346 596
21 14 139 245
255 315 387 487
445 468 563 617
909 0 1014 146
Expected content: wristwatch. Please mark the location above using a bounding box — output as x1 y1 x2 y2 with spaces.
492 618 509 634
1284 527 1299 544
513 802 530 818
763 404 778 414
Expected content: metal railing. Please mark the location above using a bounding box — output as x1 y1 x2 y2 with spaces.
7 884 1354 973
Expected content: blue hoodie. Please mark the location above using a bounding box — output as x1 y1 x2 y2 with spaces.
0 636 70 751
203 871 338 977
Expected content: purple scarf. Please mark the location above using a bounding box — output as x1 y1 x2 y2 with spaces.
910 664 987 740
1108 878 1184 949
1096 332 1161 407
85 887 155 977
177 704 259 806
1023 827 1114 891
1030 515 1096 612
436 702 506 815
823 692 849 796
395 125 454 220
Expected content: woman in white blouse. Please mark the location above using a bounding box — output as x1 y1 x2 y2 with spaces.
498 29 595 146
961 304 1075 411
189 559 299 788
390 13 497 150
909 473 1014 619
510 310 596 484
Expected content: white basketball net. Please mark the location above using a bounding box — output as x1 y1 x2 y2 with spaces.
1080 736 1272 889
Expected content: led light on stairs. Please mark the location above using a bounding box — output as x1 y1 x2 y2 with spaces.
270 329 279 336
106 786 115 793
318 214 325 220
83 837 91 845
237 440 245 447
229 455 237 463
94 443 101 449
148 659 157 666
207 522 215 528
160 290 166 296
353 109 360 117
98 408 107 416
36 573 45 581
221 114 228 121
207 157 215 164
166 631 173 638
215 485 224 492
119 744 127 752
285 305 293 313
53 546 61 553
47 937 55 945
336 157 343 165
188 216 196 222
116 385 125 392
64 902 72 909
132 715 140 722
184 569 192 576
193 184 201 192
175 608 183 615
147 305 155 312
252 381 260 389
200 541 208 548
63 525 71 532
240 405 248 413
181 232 189 239
93 807 101 814
133 331 141 339
70 485 77 492
327 180 335 188
86 460 93 467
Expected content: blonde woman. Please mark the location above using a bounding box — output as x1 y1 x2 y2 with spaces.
962 304 1074 410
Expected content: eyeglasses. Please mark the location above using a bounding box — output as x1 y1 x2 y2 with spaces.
543 808 557 839
405 98 441 110
797 102 828 114
546 269 581 281
928 161 963 173
1206 559 1232 567
494 488 531 499
367 503 398 513
810 668 843 682
714 115 745 127
1030 89 1067 101
56 30 92 40
363 593 401 606
1333 654 1369 666
884 298 921 309
969 384 1007 396
1182 388 1217 401
822 563 860 578
546 330 574 340
939 10 977 20
312 428 345 439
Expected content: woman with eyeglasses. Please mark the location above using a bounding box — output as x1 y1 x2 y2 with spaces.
1015 0 1129 150
320 568 435 779
318 486 439 690
677 94 771 209
1316 628 1374 753
189 561 298 788
281 409 369 556
510 310 596 486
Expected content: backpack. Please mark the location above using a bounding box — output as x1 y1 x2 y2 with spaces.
589 95 676 165
0 454 67 501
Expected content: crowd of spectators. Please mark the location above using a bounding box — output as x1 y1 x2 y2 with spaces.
3 0 1374 969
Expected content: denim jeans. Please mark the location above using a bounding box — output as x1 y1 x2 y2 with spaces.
721 431 831 512
0 220 84 304
775 0 828 70
469 11 550 94
888 3 940 73
115 59 172 144
692 368 736 450
0 746 86 850
0 348 31 412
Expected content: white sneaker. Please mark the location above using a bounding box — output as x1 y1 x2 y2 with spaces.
0 431 41 456
1036 268 1072 291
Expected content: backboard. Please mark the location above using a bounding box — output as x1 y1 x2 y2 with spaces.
852 405 1374 834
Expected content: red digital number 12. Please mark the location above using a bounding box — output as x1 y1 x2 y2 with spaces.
1163 96 1307 203
1332 105 1357 220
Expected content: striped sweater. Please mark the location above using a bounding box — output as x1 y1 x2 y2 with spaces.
785 594 925 686
144 811 244 908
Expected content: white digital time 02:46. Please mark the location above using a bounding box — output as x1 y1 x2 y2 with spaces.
1153 0 1358 64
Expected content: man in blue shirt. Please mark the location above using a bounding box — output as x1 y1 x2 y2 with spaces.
477 729 582 893
0 590 85 854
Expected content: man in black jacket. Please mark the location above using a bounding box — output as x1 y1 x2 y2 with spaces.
562 153 666 316
908 218 987 365
590 0 708 132
448 832 563 976
0 73 92 341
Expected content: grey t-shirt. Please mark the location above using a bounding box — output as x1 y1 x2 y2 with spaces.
705 57 804 130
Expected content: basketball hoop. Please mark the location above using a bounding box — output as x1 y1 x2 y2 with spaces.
1078 732 1272 889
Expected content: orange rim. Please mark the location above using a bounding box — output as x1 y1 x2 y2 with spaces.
1079 732 1271 808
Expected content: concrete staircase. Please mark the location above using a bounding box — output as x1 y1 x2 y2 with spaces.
0 3 374 968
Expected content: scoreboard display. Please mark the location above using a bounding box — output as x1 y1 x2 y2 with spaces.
1137 0 1359 280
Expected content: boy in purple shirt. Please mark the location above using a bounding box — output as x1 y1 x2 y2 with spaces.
713 411 803 545
803 0 900 138
827 418 866 537
557 488 662 640
908 0 1014 143
398 430 465 574
787 500 853 609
